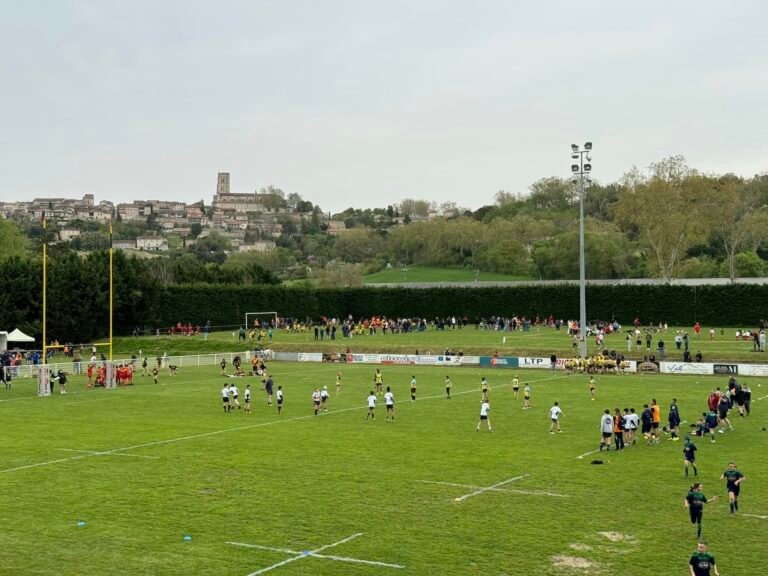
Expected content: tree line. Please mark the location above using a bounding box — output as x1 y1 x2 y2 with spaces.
2 156 768 287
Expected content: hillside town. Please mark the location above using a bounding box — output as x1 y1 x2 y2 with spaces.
0 172 352 253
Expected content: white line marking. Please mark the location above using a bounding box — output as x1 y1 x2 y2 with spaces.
419 475 567 499
455 474 528 502
504 488 568 498
228 532 404 575
308 552 405 569
0 373 569 474
227 542 299 555
56 448 159 460
417 479 507 492
741 513 768 519
576 449 601 460
757 394 768 401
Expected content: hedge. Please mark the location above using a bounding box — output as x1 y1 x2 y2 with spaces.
156 284 768 329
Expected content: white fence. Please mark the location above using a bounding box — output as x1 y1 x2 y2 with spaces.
2 351 263 381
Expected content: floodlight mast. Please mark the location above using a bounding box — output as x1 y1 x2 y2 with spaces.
570 142 593 358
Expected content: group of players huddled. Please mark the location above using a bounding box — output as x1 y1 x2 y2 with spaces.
591 373 752 576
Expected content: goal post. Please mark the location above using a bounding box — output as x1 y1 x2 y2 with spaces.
244 311 278 331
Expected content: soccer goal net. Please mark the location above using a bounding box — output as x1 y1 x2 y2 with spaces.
244 311 278 331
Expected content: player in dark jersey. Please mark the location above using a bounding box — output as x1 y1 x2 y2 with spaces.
689 541 719 576
705 410 718 443
720 462 745 514
640 404 653 440
667 398 681 440
716 395 732 432
685 482 717 539
683 436 698 478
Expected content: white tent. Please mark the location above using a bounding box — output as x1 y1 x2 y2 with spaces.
0 332 7 353
7 329 35 343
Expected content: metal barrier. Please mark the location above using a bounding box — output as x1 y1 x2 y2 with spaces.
1 350 271 380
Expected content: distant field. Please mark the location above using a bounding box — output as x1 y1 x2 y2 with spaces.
101 326 766 363
364 266 530 284
1 363 766 575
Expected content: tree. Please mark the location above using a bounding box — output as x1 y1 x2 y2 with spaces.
531 218 635 280
703 176 760 282
333 229 385 263
398 199 432 218
0 218 29 261
312 262 364 287
286 192 303 212
191 232 231 265
614 158 710 281
189 223 203 239
527 177 577 211
719 252 765 278
744 207 768 253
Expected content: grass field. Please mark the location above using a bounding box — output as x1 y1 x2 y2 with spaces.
1 363 766 575
104 325 767 363
364 266 530 284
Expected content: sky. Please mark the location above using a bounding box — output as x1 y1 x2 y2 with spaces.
1 1 766 214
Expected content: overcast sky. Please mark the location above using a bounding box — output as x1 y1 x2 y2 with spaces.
1 1 766 214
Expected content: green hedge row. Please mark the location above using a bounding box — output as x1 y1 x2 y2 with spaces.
157 284 768 328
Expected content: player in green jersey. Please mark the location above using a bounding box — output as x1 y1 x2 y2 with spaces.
684 482 717 539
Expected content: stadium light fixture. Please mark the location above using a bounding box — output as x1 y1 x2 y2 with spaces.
568 141 594 358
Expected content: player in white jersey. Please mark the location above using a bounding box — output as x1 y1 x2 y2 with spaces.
366 391 377 420
384 386 395 422
276 385 284 415
445 375 452 399
599 409 614 451
512 376 520 399
410 376 417 402
549 402 563 433
626 407 640 445
320 386 329 412
231 384 241 411
244 384 251 413
477 401 492 431
312 387 322 416
221 384 230 413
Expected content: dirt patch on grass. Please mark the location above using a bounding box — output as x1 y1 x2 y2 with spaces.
569 543 593 551
551 555 596 570
597 531 635 543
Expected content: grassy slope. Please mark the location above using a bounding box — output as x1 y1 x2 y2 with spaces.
364 266 530 283
0 364 766 575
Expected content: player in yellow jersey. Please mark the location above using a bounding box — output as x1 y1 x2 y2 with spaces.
480 377 489 401
374 369 384 395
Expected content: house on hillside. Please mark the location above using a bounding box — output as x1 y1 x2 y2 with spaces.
136 236 168 251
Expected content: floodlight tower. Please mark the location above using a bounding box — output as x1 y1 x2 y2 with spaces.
570 142 593 358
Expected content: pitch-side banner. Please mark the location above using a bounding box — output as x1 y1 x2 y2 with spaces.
660 362 713 375
342 354 468 366
737 364 768 377
345 353 384 364
297 353 323 362
479 356 519 369
519 357 553 369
